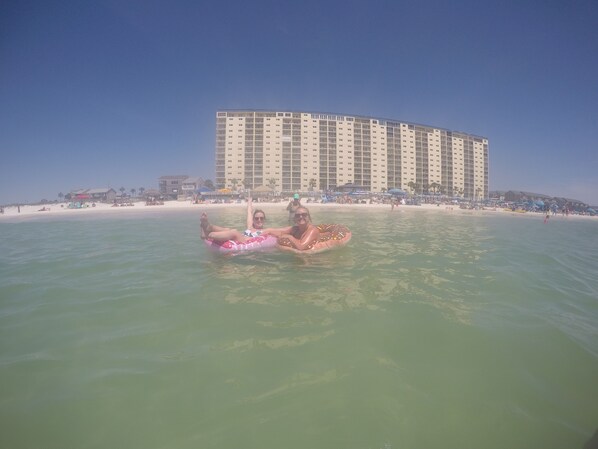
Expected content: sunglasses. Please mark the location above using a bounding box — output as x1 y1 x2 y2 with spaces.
294 213 309 219
254 216 265 221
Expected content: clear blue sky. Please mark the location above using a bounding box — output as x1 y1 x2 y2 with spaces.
1 0 597 205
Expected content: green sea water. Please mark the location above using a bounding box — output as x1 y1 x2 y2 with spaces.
1 207 597 449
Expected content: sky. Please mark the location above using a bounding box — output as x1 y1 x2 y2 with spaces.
1 0 597 205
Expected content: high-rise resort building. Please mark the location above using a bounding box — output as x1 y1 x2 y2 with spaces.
215 110 488 199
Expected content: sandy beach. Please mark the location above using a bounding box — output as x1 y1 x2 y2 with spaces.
1 199 595 222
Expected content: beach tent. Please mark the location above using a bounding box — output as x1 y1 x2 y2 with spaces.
348 190 370 197
388 188 407 195
203 187 237 197
251 185 274 197
142 189 162 197
195 186 214 193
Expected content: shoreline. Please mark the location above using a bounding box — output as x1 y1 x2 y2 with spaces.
0 200 595 222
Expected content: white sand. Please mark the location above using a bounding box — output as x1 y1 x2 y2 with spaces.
1 199 595 222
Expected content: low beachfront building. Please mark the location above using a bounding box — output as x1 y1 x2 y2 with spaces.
181 177 204 199
88 188 116 202
492 190 588 211
158 175 205 200
70 188 116 203
503 191 552 203
158 175 188 199
215 110 489 200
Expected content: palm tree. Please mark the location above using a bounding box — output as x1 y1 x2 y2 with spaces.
267 177 277 190
139 187 145 197
309 178 317 192
429 182 441 201
242 178 251 190
130 188 136 198
204 179 215 190
119 187 126 197
58 192 64 202
230 178 239 191
407 181 417 195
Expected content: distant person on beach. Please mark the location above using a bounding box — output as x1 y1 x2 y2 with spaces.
286 194 302 222
277 206 325 251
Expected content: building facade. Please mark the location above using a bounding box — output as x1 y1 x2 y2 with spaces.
215 110 488 199
70 188 116 203
159 175 189 199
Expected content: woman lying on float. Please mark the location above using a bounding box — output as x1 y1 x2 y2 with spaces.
276 206 352 254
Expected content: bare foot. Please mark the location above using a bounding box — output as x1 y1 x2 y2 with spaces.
200 213 211 239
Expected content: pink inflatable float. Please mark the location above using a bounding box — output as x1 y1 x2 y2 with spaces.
203 234 278 254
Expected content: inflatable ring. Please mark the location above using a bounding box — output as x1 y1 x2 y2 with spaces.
277 224 351 254
204 234 278 254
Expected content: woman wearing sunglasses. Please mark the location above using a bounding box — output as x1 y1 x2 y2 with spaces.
276 206 324 251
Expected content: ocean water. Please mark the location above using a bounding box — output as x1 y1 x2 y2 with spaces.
1 207 597 449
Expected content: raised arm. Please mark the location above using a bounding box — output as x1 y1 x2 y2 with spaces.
246 195 254 230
